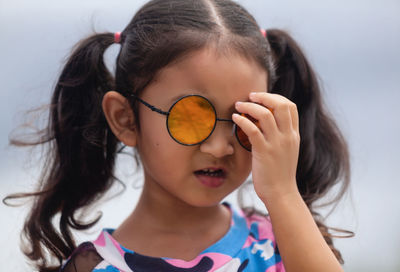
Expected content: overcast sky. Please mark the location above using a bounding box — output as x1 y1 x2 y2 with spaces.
1 0 399 271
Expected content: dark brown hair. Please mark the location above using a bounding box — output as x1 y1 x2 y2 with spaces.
3 0 352 271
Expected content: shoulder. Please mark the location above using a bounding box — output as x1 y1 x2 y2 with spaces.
60 242 104 272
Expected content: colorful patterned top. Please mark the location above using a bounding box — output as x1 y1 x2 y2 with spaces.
60 203 285 272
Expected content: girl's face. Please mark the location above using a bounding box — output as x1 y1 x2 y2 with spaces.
135 47 267 208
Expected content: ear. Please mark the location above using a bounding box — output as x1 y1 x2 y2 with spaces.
102 91 137 147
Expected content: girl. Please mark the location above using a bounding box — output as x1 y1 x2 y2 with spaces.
4 0 353 271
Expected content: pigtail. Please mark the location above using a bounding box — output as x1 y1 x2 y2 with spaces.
4 33 119 271
265 29 353 263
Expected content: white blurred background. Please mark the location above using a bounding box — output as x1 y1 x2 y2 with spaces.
1 0 399 271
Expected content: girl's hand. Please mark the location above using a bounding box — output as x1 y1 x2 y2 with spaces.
232 92 301 202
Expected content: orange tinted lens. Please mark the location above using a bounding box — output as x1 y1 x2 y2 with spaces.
236 113 260 151
168 96 216 145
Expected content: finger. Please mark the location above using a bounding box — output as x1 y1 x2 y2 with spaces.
289 102 299 133
249 92 293 133
234 101 278 139
232 113 266 150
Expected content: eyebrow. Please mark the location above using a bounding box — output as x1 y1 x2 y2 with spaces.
167 91 246 119
168 94 188 104
168 89 207 104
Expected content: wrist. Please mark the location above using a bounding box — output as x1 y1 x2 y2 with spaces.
259 185 302 207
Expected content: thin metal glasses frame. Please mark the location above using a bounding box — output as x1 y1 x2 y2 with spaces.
129 94 251 151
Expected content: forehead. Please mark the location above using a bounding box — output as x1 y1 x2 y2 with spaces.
141 47 268 108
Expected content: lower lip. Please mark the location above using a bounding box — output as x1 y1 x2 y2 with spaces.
195 174 225 188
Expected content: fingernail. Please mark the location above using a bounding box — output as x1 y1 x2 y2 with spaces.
249 92 257 98
235 101 242 108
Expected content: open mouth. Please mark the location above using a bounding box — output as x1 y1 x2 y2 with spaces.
194 168 226 178
194 168 227 188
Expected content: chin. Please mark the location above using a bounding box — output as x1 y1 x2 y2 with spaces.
182 195 227 208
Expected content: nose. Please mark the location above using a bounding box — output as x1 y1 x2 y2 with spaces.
199 121 235 158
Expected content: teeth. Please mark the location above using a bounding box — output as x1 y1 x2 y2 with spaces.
197 168 223 177
204 169 218 173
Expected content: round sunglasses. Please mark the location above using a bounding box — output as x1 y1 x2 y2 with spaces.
130 94 260 151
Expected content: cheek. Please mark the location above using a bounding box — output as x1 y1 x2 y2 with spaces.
136 114 189 168
137 112 169 148
234 150 252 182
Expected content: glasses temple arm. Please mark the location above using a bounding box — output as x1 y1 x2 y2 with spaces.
130 94 169 116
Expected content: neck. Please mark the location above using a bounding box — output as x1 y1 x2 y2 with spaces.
111 178 232 258
130 181 229 234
